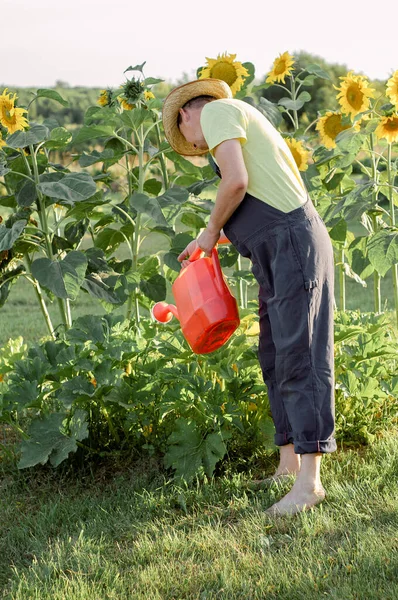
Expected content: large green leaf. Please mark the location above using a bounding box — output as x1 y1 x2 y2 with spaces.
157 187 190 207
140 274 166 302
16 180 37 207
43 127 72 150
278 91 311 111
81 273 124 304
367 230 398 276
6 124 49 149
36 88 69 106
0 220 26 251
37 172 97 204
164 419 228 482
304 64 331 80
72 125 114 145
130 192 168 226
257 97 283 128
18 410 88 469
31 251 87 299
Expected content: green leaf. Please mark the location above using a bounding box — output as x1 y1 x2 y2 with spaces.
144 178 163 196
6 124 49 149
157 187 190 207
58 377 96 409
304 64 331 80
72 126 114 145
164 419 203 482
144 77 164 85
164 419 228 482
37 172 97 204
66 315 106 344
16 180 37 207
43 127 72 150
18 410 88 469
367 230 398 276
120 108 148 130
81 273 124 305
130 192 168 226
140 274 166 302
36 88 69 106
124 62 146 74
31 251 88 300
328 219 347 243
180 211 206 230
278 91 311 111
0 220 26 251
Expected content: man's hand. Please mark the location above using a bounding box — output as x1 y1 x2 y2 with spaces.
177 227 221 268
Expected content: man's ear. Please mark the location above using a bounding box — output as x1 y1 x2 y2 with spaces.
179 107 190 123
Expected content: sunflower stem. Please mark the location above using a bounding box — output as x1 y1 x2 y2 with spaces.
24 254 56 340
290 77 299 131
387 143 398 329
29 144 71 330
369 134 382 313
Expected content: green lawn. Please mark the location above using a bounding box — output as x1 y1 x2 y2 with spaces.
0 431 397 599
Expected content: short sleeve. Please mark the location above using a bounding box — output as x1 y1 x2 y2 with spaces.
200 100 247 152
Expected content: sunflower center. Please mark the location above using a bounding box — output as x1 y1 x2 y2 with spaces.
323 114 347 138
211 62 238 86
274 59 288 76
385 118 398 132
346 83 364 110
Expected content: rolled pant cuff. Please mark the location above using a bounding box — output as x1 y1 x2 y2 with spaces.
294 439 337 454
274 431 294 446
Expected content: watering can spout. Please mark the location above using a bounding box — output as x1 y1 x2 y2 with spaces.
152 301 179 323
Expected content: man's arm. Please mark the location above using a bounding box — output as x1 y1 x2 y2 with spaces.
178 139 248 260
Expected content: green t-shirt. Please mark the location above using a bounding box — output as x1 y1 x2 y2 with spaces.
200 98 307 213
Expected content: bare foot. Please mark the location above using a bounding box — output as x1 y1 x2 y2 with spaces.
265 485 326 516
250 471 297 488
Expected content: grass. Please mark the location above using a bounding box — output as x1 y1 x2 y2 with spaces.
0 431 397 599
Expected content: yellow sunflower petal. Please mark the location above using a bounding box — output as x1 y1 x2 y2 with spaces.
316 111 352 149
284 137 310 171
198 52 249 96
266 51 295 85
335 71 375 118
375 114 398 144
386 70 398 108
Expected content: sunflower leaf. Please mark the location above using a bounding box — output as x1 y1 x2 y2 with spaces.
6 124 49 149
304 64 331 80
36 89 69 107
124 63 146 74
0 220 26 251
37 172 97 204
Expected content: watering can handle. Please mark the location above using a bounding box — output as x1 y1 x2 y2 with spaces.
188 233 230 263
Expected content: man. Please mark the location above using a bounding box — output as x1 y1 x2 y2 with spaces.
162 79 336 516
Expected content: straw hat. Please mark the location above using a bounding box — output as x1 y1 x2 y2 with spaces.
162 79 232 156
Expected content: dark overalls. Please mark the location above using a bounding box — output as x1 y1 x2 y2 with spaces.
210 158 336 454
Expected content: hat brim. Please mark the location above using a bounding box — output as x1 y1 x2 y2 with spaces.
162 79 232 156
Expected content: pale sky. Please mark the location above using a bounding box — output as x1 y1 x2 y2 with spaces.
1 0 397 88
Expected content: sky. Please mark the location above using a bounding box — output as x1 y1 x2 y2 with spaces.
1 0 397 88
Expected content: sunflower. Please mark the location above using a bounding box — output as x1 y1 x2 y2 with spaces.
386 70 398 108
285 137 310 171
0 88 28 134
266 51 295 85
118 98 135 110
121 78 144 103
97 89 114 107
0 132 5 148
316 111 352 149
375 114 398 144
335 71 375 118
144 90 155 101
199 52 249 96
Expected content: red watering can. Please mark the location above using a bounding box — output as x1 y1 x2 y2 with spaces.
152 239 240 354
